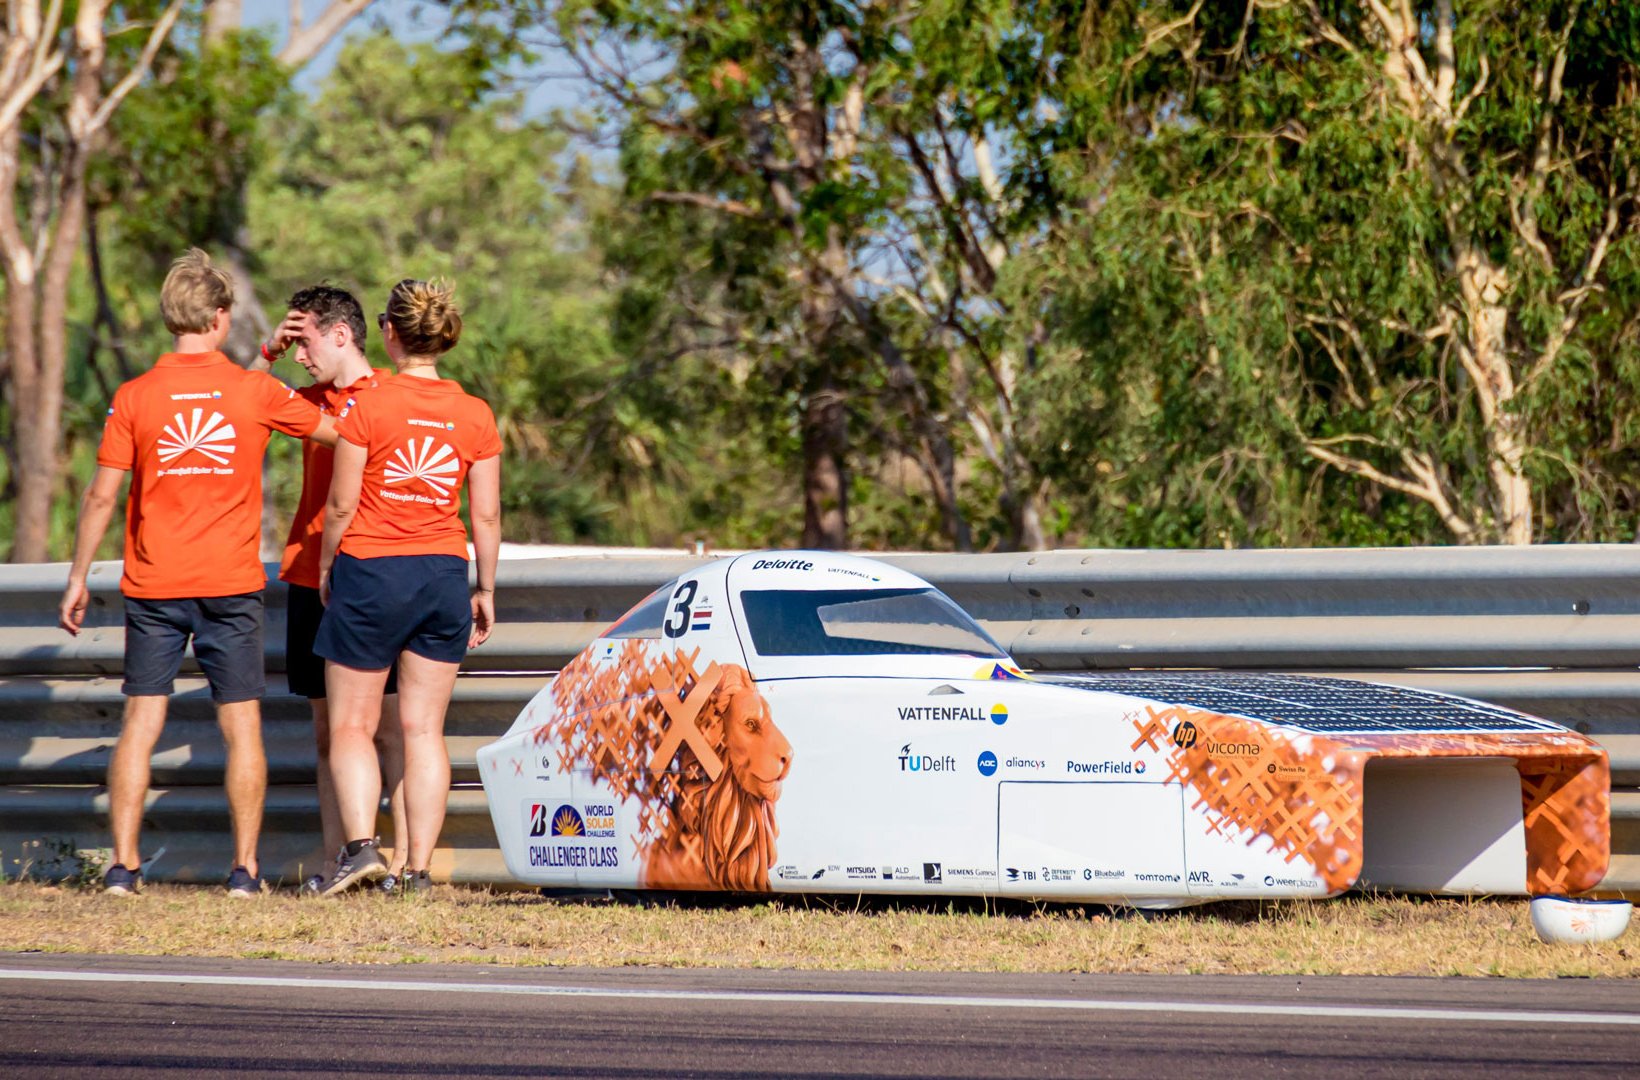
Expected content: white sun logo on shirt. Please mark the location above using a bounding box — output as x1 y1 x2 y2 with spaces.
158 409 237 465
385 436 459 496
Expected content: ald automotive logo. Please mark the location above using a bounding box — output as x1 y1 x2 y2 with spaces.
977 750 998 776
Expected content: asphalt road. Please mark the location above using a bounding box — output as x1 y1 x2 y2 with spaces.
2 952 1637 1078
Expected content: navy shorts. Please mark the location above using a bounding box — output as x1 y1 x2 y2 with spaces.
123 592 266 703
286 584 398 698
314 553 473 669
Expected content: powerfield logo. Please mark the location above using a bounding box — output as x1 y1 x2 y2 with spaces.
1172 721 1198 749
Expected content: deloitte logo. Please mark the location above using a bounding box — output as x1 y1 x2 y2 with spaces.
990 704 1009 725
977 750 998 777
386 436 460 496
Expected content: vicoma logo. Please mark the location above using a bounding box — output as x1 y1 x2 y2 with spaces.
1171 721 1198 749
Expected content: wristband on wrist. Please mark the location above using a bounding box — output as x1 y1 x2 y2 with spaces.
260 340 279 363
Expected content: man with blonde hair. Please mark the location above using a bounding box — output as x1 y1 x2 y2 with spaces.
59 248 340 897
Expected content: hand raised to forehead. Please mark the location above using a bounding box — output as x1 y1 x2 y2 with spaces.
270 310 315 353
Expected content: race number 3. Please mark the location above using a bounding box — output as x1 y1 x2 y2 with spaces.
663 580 698 638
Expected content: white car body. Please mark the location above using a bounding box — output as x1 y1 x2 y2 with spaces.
479 551 1611 904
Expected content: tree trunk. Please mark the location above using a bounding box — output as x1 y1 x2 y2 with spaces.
800 376 847 549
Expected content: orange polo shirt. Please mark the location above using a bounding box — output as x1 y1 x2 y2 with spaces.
334 375 501 560
96 351 321 598
277 367 393 589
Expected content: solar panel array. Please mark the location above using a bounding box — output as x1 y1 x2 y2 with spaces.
1042 672 1562 735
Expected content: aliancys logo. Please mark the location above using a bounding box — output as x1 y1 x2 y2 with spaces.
158 408 237 465
386 436 460 496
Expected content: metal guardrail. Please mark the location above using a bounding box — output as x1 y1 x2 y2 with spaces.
3 546 1640 893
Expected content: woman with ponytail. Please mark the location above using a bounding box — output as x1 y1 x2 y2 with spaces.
312 279 502 896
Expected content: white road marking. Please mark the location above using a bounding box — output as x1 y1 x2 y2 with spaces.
0 967 1636 1027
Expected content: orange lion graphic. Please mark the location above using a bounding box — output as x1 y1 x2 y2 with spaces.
537 643 792 891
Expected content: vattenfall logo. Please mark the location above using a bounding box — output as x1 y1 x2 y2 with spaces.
990 704 1009 725
898 744 956 773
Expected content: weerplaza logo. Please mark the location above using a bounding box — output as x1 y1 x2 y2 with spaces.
158 408 236 465
386 436 460 496
898 744 956 773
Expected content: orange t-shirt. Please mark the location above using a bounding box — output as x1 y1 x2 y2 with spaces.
278 367 393 589
334 375 501 560
97 351 321 599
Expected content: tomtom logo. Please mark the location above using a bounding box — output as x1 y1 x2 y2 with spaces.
158 408 236 464
386 436 460 496
751 558 814 571
1172 721 1198 749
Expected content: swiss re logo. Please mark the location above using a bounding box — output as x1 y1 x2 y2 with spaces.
1172 720 1198 750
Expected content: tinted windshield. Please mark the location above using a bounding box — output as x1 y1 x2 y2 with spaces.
604 585 670 639
741 588 1007 658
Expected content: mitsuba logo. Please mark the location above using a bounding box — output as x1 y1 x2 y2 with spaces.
158 408 236 465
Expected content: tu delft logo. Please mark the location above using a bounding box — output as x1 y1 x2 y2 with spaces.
1171 720 1198 750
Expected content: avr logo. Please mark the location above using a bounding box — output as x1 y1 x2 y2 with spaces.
1172 720 1198 749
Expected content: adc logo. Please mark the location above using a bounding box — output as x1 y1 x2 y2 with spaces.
977 750 998 777
550 804 585 837
386 436 460 496
158 408 236 464
527 803 548 837
1171 720 1198 749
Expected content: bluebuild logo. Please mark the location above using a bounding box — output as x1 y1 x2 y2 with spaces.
977 750 998 776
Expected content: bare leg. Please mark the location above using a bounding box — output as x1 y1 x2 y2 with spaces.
216 698 265 878
396 653 459 872
310 698 342 865
375 694 407 875
325 660 390 842
108 696 168 871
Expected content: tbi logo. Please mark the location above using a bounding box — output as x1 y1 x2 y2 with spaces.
1172 720 1198 749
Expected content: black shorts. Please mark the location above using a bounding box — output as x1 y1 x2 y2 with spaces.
285 584 398 699
313 552 473 670
123 592 266 703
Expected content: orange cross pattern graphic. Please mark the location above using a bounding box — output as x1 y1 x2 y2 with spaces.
649 661 725 781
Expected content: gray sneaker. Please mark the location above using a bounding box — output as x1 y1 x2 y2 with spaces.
318 840 388 898
401 869 433 894
377 872 400 894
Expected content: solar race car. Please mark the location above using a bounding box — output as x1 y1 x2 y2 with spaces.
478 551 1610 905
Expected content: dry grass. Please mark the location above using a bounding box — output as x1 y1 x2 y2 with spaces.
1 882 1636 977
